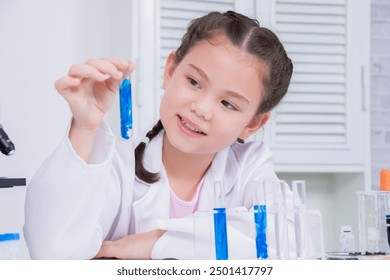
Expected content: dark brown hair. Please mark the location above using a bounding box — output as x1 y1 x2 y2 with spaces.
135 11 293 184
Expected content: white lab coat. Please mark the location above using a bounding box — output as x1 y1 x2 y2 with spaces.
24 121 292 260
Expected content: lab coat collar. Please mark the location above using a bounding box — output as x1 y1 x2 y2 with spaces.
207 145 238 195
134 129 239 195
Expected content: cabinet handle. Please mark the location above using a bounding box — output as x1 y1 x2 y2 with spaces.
361 65 368 112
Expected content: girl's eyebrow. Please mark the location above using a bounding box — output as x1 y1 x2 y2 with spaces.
226 90 250 104
189 64 209 82
188 63 250 104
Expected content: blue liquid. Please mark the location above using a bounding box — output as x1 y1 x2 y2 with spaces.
254 205 268 259
213 208 228 260
119 79 133 139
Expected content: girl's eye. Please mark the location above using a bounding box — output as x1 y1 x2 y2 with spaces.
187 77 200 88
221 100 238 111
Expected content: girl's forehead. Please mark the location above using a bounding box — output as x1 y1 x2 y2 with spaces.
183 36 268 83
186 35 267 72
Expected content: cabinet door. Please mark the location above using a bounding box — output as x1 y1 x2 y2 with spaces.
256 0 370 171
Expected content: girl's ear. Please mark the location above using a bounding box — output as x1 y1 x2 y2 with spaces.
238 112 270 140
162 51 177 90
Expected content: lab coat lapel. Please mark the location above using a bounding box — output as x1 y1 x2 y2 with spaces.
198 146 239 211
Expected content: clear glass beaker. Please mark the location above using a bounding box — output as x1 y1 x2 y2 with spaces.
357 191 390 254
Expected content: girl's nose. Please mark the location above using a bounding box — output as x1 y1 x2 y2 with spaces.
190 102 213 121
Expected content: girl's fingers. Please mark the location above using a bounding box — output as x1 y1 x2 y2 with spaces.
67 58 135 82
68 64 108 81
123 61 136 78
85 59 124 80
102 58 136 78
54 76 81 92
56 58 136 95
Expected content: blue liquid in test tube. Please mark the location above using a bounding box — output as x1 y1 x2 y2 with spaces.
119 78 133 139
213 181 228 260
214 208 228 260
254 204 268 259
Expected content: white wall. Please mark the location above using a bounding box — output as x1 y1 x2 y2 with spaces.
0 0 112 256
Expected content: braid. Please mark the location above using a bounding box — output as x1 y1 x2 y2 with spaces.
135 120 164 184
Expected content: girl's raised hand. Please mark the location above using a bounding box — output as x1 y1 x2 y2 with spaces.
55 58 135 132
55 58 135 162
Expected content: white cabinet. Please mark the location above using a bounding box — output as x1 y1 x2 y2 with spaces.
253 0 371 251
255 0 370 173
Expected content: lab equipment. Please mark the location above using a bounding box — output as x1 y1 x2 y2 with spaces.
0 178 26 189
291 180 325 259
339 225 355 253
380 169 390 191
254 180 290 259
193 211 213 258
272 180 289 259
213 181 228 260
0 123 15 156
252 181 268 259
292 180 307 259
387 214 390 249
357 191 390 254
304 210 325 259
0 233 22 259
119 78 133 139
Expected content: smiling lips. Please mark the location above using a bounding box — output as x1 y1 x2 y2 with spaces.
177 115 207 136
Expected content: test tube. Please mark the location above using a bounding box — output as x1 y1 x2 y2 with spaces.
292 180 308 259
271 180 289 259
213 181 228 260
119 78 133 139
252 181 268 259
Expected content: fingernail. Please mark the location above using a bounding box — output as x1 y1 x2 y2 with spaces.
116 71 123 79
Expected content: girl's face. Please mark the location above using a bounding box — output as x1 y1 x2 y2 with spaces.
160 35 270 155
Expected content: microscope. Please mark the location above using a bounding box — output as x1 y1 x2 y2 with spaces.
0 123 15 156
0 123 26 188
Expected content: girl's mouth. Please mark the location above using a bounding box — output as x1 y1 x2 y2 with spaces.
178 115 207 135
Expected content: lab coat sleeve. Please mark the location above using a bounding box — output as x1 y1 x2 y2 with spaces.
23 122 124 259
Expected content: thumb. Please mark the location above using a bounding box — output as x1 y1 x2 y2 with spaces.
123 61 136 79
54 76 81 95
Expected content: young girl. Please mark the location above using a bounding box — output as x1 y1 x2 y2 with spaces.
24 11 293 259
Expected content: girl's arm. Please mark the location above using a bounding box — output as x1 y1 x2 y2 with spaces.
23 122 126 259
95 229 166 260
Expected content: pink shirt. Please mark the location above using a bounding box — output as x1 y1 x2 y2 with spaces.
169 178 204 218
